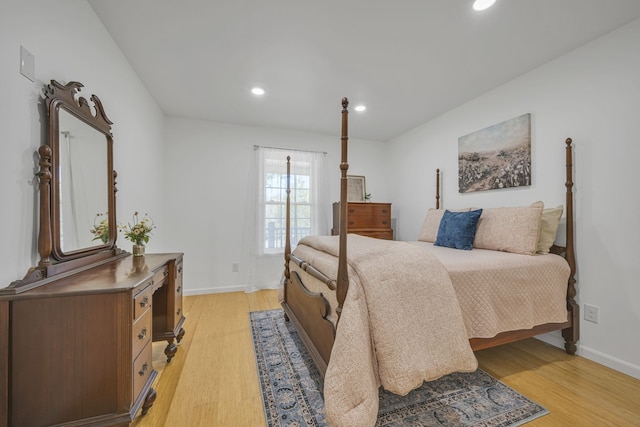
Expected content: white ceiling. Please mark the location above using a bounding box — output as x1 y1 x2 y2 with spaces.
89 0 640 141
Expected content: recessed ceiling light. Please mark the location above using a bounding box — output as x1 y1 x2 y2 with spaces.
473 0 496 11
251 87 265 95
354 105 366 112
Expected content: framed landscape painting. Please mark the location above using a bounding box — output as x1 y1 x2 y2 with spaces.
458 113 531 193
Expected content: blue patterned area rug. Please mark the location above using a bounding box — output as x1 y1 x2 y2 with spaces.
250 309 549 427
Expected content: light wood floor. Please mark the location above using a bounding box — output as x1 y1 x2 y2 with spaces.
133 291 640 426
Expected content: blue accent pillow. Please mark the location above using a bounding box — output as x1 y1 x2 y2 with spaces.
434 209 483 250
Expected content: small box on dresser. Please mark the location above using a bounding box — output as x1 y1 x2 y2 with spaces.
331 202 394 240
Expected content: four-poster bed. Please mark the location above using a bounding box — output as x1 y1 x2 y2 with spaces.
280 97 579 425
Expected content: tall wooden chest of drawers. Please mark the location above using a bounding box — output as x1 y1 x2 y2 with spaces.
331 202 393 240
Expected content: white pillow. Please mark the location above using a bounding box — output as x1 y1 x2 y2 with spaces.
417 208 471 242
537 205 563 254
473 201 544 255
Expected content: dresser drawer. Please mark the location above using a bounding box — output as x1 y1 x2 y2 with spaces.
352 229 394 240
134 285 153 321
132 308 152 360
333 202 392 231
173 261 184 327
347 204 390 228
152 265 169 291
133 341 154 402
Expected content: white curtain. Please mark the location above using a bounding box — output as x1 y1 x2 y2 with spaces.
241 146 328 292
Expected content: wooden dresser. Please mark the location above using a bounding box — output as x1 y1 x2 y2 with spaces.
0 253 185 427
0 80 187 426
331 202 393 240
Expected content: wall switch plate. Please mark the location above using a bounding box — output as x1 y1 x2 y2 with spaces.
584 304 599 323
20 46 35 82
232 262 239 273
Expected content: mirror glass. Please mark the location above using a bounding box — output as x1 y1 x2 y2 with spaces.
58 108 109 253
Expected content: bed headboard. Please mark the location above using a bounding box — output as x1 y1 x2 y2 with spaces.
433 138 577 352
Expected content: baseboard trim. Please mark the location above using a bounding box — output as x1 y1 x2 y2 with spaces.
535 331 565 349
183 284 282 296
578 345 640 380
536 332 640 380
184 285 246 296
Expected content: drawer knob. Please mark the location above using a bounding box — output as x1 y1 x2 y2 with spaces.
382 220 388 225
349 221 354 225
138 327 147 340
138 363 148 376
139 296 149 307
382 209 388 213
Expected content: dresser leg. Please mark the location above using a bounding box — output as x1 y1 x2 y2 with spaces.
165 340 178 362
176 327 186 343
141 388 157 415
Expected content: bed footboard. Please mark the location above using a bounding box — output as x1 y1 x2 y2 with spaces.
281 154 335 376
282 270 335 376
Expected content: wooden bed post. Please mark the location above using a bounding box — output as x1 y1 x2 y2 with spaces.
562 138 579 354
284 156 292 288
435 168 441 210
336 97 350 320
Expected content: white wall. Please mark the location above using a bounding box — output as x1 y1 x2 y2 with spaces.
163 117 388 295
0 0 165 286
387 19 640 379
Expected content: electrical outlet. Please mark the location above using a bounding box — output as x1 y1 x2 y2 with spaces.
584 304 599 324
232 262 239 273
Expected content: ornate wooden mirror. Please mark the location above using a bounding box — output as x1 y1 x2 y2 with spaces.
47 81 116 260
5 80 125 293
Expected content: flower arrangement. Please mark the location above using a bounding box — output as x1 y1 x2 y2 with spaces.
119 212 155 246
89 213 109 243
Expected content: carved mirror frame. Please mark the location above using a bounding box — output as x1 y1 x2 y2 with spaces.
43 80 117 262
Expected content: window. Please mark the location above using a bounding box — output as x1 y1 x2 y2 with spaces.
242 146 327 291
264 162 311 251
256 147 327 255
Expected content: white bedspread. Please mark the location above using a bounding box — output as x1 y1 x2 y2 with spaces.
296 235 478 427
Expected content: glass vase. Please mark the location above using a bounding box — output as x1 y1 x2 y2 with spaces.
132 244 145 257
